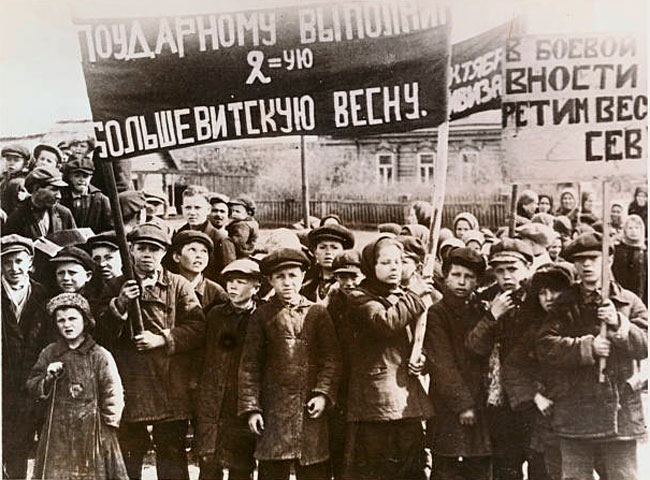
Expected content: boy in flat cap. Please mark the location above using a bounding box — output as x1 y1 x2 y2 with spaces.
1 235 52 478
5 166 77 239
118 190 148 234
537 232 647 480
31 143 64 170
102 223 206 480
60 157 113 233
1 143 30 216
465 238 535 480
170 230 228 312
238 248 341 480
227 195 259 257
425 247 492 480
324 249 363 480
88 231 123 281
302 224 355 303
177 186 236 283
196 259 262 480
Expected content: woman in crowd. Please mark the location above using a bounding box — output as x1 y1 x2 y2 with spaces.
537 194 553 215
516 190 539 225
612 214 647 306
628 186 648 235
555 189 577 216
453 212 479 239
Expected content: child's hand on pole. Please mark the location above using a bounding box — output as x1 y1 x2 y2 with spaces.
306 395 327 418
248 413 264 436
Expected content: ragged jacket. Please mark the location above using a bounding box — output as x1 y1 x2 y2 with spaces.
103 270 206 423
26 336 127 480
537 283 648 440
5 200 77 239
425 294 491 457
345 279 433 422
60 185 113 234
238 295 341 465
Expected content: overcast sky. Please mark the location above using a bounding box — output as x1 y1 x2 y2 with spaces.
0 0 646 137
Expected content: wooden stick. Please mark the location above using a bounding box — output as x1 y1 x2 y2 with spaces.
100 155 144 335
300 135 310 230
508 184 518 238
598 180 611 383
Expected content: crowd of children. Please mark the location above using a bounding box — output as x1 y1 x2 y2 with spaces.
0 140 648 480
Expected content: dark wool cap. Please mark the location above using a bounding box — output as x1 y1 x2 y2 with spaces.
332 249 362 274
260 248 311 275
64 157 95 174
87 231 119 251
119 190 147 218
489 238 534 265
444 246 487 277
128 223 171 249
24 166 67 192
563 232 613 260
51 246 95 271
1 143 30 160
1 234 34 256
209 192 230 206
308 224 355 250
530 262 575 293
171 230 214 255
395 235 426 264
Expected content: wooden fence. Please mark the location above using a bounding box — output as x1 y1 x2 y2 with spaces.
257 194 509 231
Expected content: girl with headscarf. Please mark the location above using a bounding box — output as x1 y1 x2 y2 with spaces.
27 293 128 480
344 236 433 479
612 214 647 305
453 212 479 239
555 189 577 216
628 186 648 235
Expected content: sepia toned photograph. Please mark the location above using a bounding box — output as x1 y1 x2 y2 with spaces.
0 0 647 479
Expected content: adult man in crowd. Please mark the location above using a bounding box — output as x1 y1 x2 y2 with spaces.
537 232 647 480
5 166 77 238
208 193 230 235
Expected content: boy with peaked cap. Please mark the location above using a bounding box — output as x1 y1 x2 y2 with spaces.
196 259 262 480
537 232 647 480
324 249 363 480
119 190 148 234
425 247 492 480
238 248 341 480
170 230 228 312
60 157 113 233
1 235 52 479
396 235 438 303
102 223 206 480
302 224 355 303
5 166 77 239
465 238 535 480
1 143 30 215
31 143 64 170
209 193 230 234
143 189 173 237
87 231 123 281
178 186 237 283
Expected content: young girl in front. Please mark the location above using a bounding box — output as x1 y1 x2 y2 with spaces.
27 293 128 480
345 236 434 480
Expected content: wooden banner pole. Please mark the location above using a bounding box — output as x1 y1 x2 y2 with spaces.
300 135 311 229
100 154 144 335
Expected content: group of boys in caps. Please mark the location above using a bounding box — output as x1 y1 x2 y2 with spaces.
0 140 648 480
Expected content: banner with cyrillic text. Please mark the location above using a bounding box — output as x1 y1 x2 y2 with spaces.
74 2 450 159
502 33 648 182
449 22 509 121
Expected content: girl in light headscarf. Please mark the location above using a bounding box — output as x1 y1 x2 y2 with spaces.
612 214 647 305
555 189 576 216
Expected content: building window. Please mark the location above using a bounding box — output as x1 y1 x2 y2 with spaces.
459 149 479 184
418 153 435 182
377 154 395 184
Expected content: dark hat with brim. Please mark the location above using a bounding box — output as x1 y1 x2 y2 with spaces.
489 238 534 265
563 232 612 260
1 234 34 256
24 166 67 192
209 193 230 206
87 231 119 251
308 224 355 250
119 190 147 218
64 157 95 175
171 230 214 255
50 246 95 271
128 223 171 249
260 248 311 275
332 249 362 274
445 246 487 277
1 143 30 160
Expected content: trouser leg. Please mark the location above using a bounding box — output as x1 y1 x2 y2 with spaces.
295 461 329 480
152 420 190 480
600 440 637 480
560 438 594 480
118 422 151 480
258 460 291 480
433 455 491 480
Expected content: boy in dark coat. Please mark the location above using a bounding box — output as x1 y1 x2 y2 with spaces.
5 166 77 239
196 259 262 480
0 143 30 216
537 232 647 480
425 247 492 480
103 223 206 480
465 239 535 480
1 235 52 478
238 248 341 480
60 157 113 233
